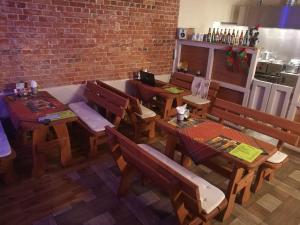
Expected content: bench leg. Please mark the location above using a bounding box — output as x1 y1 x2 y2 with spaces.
1 158 16 184
148 120 156 139
118 166 136 197
89 136 98 157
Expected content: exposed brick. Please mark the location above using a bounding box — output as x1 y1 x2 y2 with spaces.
0 0 179 90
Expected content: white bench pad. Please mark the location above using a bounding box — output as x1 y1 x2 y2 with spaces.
267 151 288 164
0 121 12 158
183 95 210 105
136 105 156 119
138 144 225 214
69 101 114 133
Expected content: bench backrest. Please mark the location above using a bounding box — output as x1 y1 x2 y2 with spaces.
211 98 300 147
170 72 194 90
105 126 202 216
84 82 129 126
96 80 143 115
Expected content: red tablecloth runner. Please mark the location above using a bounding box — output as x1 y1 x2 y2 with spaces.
177 121 262 164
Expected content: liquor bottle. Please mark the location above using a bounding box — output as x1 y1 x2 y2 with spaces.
226 29 231 44
212 28 216 43
215 28 220 43
230 29 235 45
239 31 244 46
243 30 249 46
207 28 212 43
219 29 223 43
235 30 240 45
222 29 227 44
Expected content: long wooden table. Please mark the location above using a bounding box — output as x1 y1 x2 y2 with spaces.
129 79 191 119
4 92 77 176
156 118 277 220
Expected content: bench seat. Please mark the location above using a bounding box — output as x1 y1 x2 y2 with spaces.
138 143 225 214
136 105 156 119
69 101 114 133
183 95 210 105
267 151 288 164
0 121 12 158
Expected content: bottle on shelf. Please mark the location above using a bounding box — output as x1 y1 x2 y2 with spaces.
219 29 223 43
239 31 244 46
212 28 216 43
243 30 249 46
230 29 235 45
226 29 231 44
222 29 227 44
215 28 220 43
207 28 212 43
235 30 240 45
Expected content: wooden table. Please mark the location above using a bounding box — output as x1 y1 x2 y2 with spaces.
156 118 277 220
4 92 77 176
129 79 191 119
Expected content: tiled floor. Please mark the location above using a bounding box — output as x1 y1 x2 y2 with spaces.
1 123 300 225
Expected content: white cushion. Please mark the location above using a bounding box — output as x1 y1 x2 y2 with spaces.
183 95 210 105
69 101 114 132
267 151 288 164
0 121 12 158
138 144 225 214
136 105 156 119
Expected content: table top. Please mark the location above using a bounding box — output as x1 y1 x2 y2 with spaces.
4 91 77 130
157 118 277 169
129 79 191 99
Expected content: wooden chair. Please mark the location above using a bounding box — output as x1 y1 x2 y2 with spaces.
210 98 300 193
169 72 195 90
183 81 220 117
96 80 158 141
105 126 227 225
0 121 16 184
69 82 129 157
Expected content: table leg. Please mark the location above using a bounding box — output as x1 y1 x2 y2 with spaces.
32 126 49 177
222 166 245 221
53 123 72 167
163 98 173 119
238 169 255 205
165 134 177 159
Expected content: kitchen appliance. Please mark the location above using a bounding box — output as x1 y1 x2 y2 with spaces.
176 28 195 40
285 59 300 74
237 1 300 29
266 62 284 75
281 72 299 87
256 61 268 74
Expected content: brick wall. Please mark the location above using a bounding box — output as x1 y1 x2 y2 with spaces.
0 0 179 91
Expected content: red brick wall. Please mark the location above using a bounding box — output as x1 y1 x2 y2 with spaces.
0 0 179 91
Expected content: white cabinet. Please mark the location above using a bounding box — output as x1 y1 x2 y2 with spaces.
248 79 293 118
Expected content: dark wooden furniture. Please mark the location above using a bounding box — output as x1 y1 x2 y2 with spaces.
97 81 157 141
70 82 129 157
105 126 227 225
129 79 191 119
169 72 194 90
210 98 300 193
4 92 77 177
156 118 277 221
0 121 16 184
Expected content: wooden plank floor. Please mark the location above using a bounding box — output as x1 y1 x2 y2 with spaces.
0 123 300 225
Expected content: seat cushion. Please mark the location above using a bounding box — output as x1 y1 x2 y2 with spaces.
183 95 210 106
69 101 114 132
136 105 156 119
0 121 12 158
267 151 288 164
138 144 225 214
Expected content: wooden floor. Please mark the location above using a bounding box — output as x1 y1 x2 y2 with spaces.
1 122 300 225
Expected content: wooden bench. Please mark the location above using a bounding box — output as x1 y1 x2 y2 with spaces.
0 121 16 184
97 80 157 141
105 126 227 225
169 72 195 90
210 98 300 192
69 82 129 156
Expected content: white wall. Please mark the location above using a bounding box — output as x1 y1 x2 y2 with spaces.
178 0 293 33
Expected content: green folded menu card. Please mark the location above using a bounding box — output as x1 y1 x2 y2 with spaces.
165 87 184 94
38 110 76 123
229 143 263 163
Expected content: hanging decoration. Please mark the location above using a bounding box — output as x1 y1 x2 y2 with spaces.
226 47 235 71
238 48 249 72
